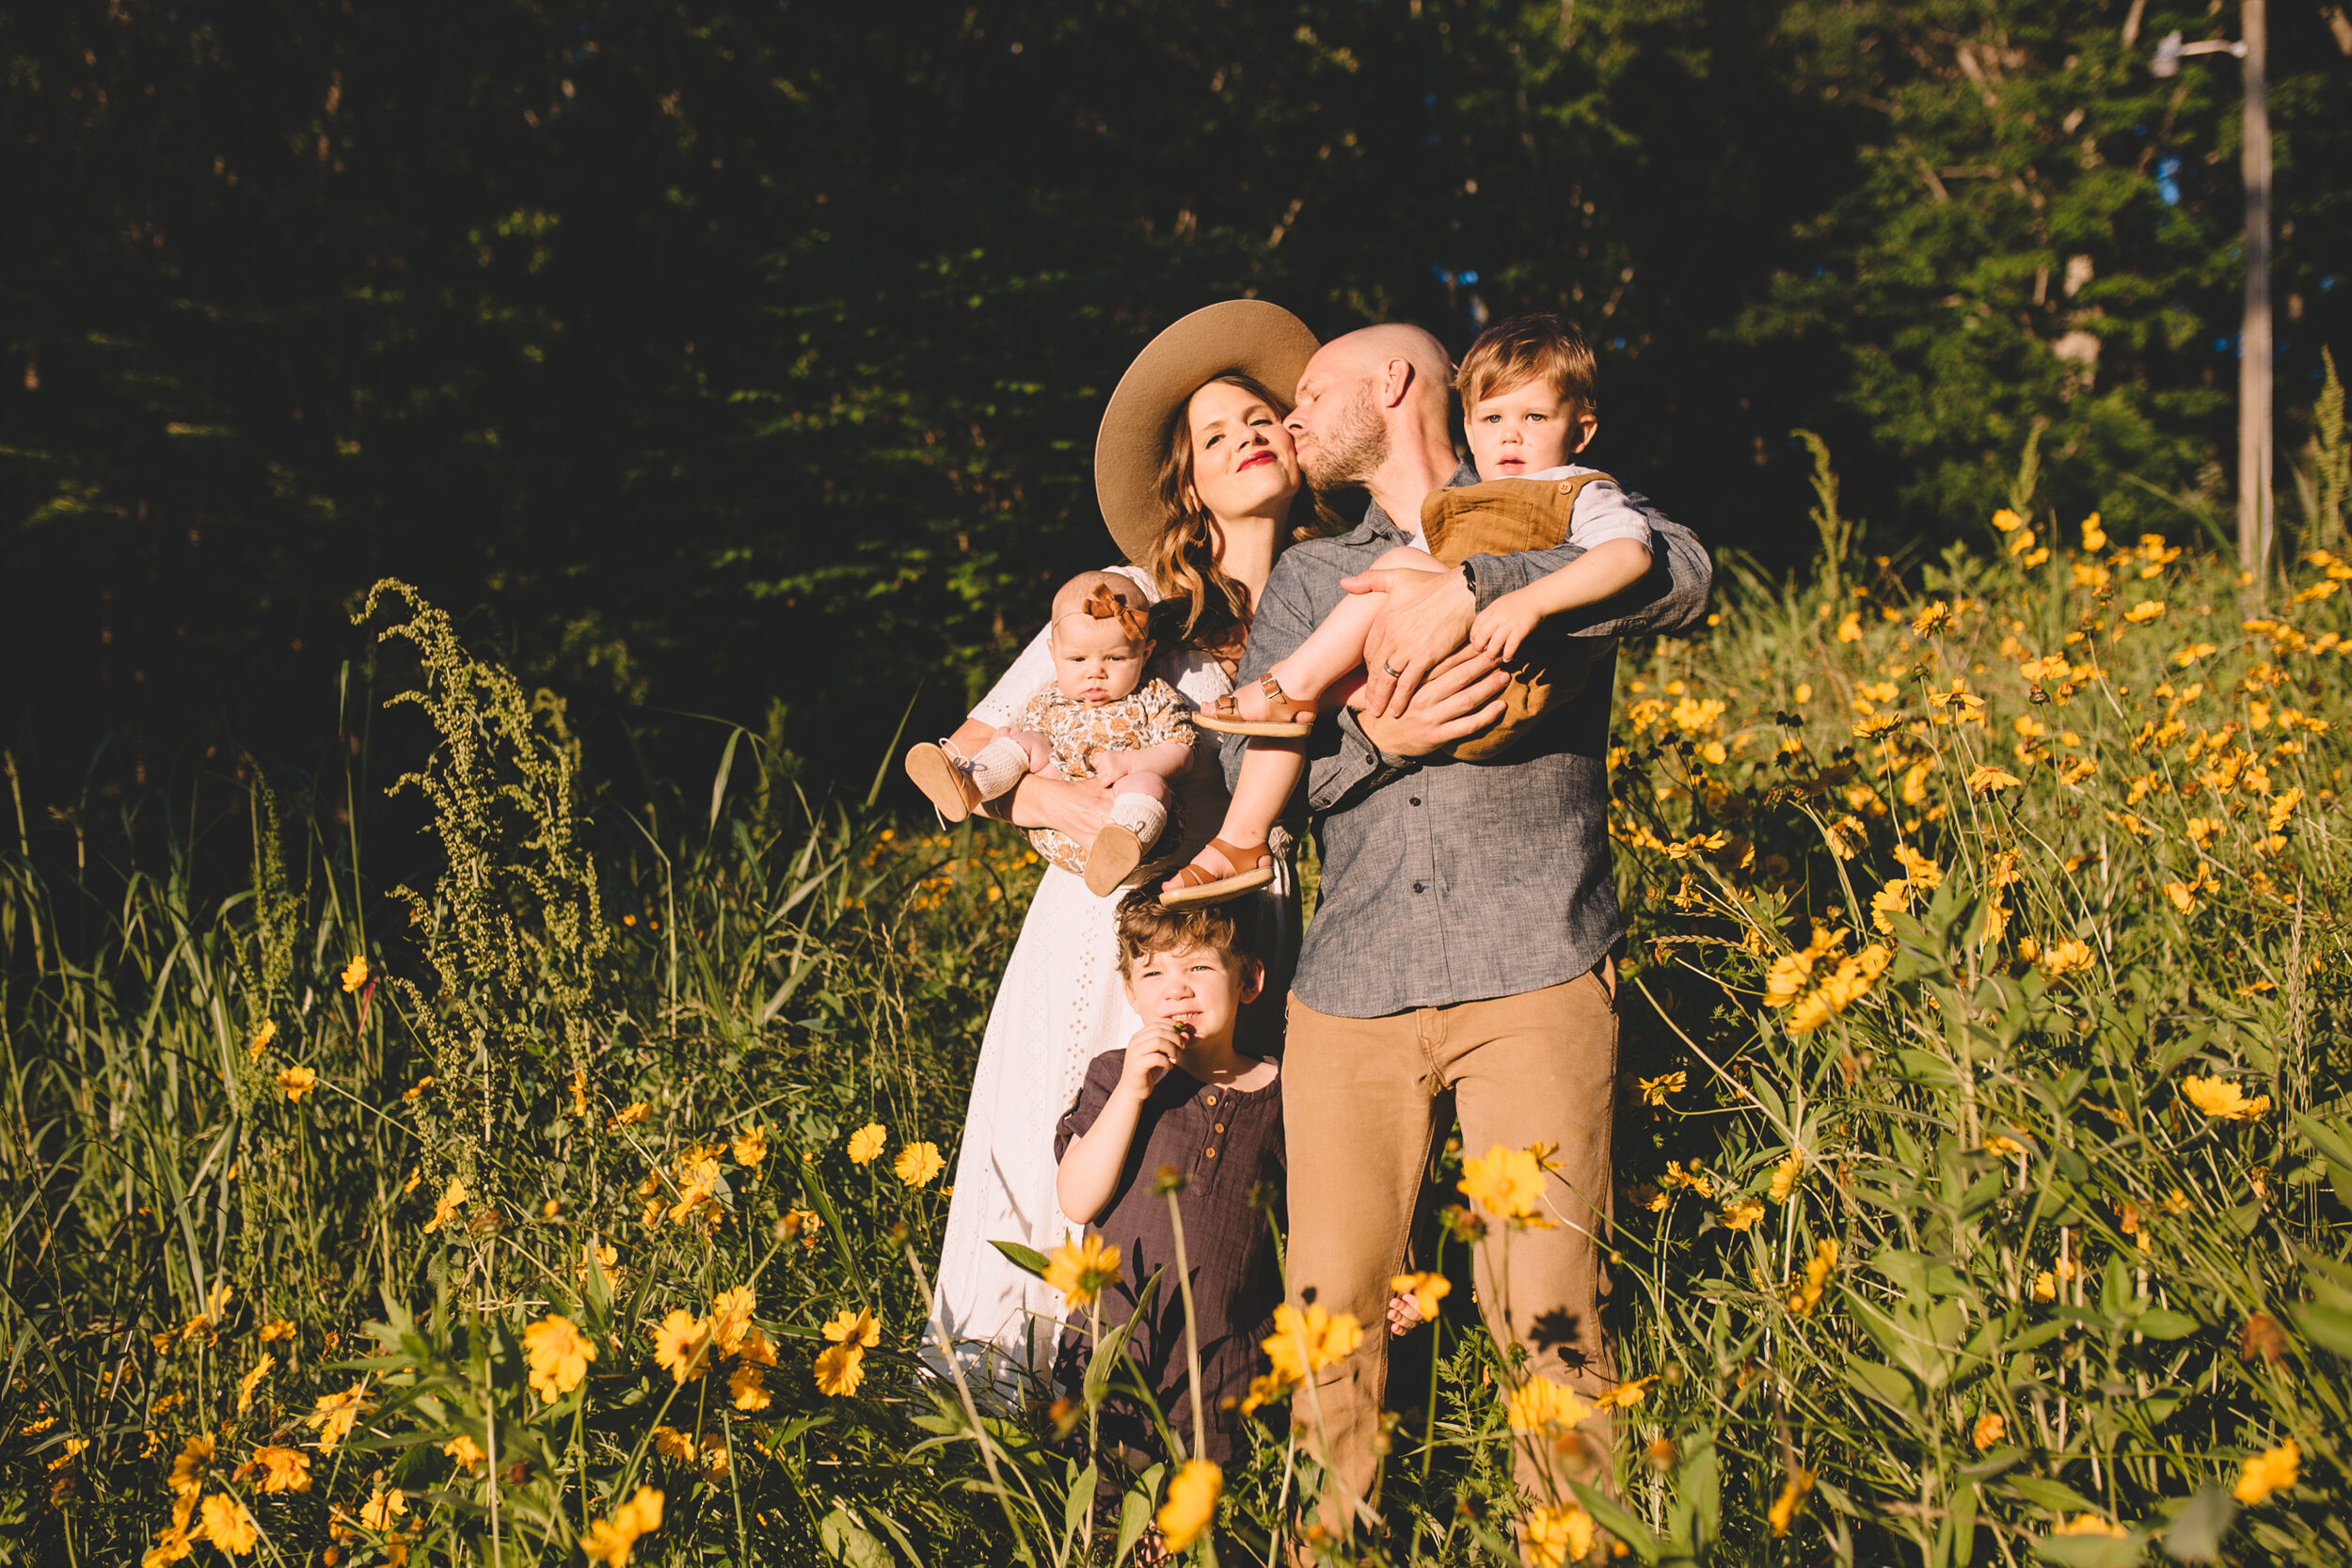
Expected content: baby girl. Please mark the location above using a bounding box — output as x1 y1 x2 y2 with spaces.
905 572 1195 896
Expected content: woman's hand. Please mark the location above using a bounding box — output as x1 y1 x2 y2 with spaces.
1008 773 1119 841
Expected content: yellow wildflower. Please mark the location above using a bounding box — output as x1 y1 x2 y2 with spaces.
1594 1374 1656 1411
847 1122 887 1164
1637 1071 1685 1105
360 1487 407 1529
813 1341 865 1397
1263 1302 1362 1386
246 1018 277 1059
235 1351 274 1413
339 954 371 992
1788 1239 1837 1315
167 1433 214 1498
2040 938 2094 978
198 1495 258 1555
612 1101 650 1128
1768 1468 1814 1537
651 1424 695 1462
1042 1234 1122 1309
1458 1144 1553 1226
1911 601 1952 636
252 1444 311 1492
1991 507 2025 532
732 1125 768 1166
523 1313 597 1402
1983 1136 2026 1159
1966 765 2023 795
784 1208 823 1248
1523 1502 1596 1568
1769 1152 1804 1202
580 1485 664 1567
2080 513 2106 552
1505 1373 1592 1433
893 1141 945 1188
1836 610 1863 642
2123 600 2166 624
707 1286 755 1355
2031 1270 2057 1303
821 1307 882 1350
2182 1074 2271 1123
1720 1196 1766 1231
2053 1514 2126 1538
2234 1438 2300 1504
441 1433 485 1468
423 1177 468 1235
1156 1459 1222 1553
276 1065 317 1102
652 1310 710 1383
307 1382 368 1451
1971 1413 2006 1451
729 1360 772 1411
1391 1272 1451 1322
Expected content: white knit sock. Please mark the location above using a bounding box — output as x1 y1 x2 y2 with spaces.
963 736 1031 801
1106 790 1168 850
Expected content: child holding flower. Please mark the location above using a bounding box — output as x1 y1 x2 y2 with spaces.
1049 892 1285 1463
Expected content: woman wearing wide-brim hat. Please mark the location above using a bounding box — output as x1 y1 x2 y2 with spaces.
925 299 1327 1391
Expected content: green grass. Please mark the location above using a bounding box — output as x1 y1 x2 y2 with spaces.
4 501 2351 1566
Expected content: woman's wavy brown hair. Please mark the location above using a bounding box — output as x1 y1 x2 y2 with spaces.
1144 372 1343 656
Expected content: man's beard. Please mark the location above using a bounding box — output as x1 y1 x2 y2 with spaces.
1300 385 1389 492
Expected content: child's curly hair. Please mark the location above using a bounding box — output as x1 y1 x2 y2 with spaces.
1112 888 1264 979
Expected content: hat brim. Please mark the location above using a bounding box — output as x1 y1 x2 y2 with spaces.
1094 300 1320 565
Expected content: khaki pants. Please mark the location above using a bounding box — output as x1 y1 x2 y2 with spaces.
1283 964 1619 1523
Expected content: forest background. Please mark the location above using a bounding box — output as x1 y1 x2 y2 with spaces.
4 0 2350 818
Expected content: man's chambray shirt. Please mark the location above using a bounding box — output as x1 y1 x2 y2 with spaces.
1223 459 1712 1019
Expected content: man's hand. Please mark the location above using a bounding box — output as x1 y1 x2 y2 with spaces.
1353 646 1508 759
1344 563 1478 716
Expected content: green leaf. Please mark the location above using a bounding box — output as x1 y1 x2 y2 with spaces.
2161 1484 2236 1564
2294 1302 2352 1357
2131 1308 2198 1340
820 1502 896 1568
2009 1477 2106 1515
988 1239 1052 1279
2031 1533 2141 1568
1843 1359 1918 1414
1567 1479 1662 1564
1114 1465 1163 1567
1063 1461 1098 1557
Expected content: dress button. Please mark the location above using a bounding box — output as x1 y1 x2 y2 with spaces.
1557 480 1575 494
1215 1123 1225 1133
1204 1095 1216 1106
1204 1147 1216 1158
1408 797 1421 806
1412 882 1426 893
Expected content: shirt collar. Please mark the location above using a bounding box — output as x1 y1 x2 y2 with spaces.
1358 457 1483 544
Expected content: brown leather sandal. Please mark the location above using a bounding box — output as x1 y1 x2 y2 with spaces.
1191 673 1316 737
1157 837 1277 909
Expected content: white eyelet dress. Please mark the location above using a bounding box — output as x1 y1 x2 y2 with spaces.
926 563 1295 1401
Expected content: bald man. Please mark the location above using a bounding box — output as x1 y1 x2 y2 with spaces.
1225 322 1711 1529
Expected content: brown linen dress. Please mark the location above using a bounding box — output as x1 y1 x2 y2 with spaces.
1052 1051 1284 1463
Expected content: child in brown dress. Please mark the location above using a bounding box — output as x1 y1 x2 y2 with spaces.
1053 892 1284 1465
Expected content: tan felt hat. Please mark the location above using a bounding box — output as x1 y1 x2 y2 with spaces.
1093 299 1321 564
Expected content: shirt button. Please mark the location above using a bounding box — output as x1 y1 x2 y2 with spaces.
1557 480 1575 494
1204 1095 1216 1106
1204 1147 1217 1158
1408 797 1422 806
1215 1123 1225 1132
1413 882 1426 893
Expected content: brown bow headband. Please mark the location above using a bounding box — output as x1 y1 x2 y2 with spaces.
1059 583 1151 641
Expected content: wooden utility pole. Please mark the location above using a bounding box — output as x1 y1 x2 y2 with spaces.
2239 0 2272 582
